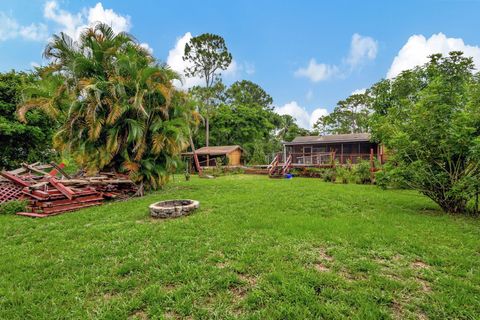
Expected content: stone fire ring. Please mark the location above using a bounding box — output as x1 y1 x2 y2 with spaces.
149 199 199 219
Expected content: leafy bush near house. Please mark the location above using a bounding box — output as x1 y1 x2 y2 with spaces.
336 166 353 184
354 160 372 184
322 168 337 182
289 167 336 182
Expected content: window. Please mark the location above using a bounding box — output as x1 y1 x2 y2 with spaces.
312 145 326 152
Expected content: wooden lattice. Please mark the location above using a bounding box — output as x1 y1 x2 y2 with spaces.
0 182 23 203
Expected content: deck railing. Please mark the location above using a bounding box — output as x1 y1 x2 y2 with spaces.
276 152 374 165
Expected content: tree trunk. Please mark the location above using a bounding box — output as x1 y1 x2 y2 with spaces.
205 117 209 147
438 197 467 214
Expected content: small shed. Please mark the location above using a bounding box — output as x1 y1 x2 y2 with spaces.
184 145 244 168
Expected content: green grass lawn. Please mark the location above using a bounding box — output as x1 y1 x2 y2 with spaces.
1 175 479 319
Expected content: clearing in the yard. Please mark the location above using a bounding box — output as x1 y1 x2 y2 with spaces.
1 175 479 319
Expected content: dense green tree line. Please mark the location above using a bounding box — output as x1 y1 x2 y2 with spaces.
0 71 58 169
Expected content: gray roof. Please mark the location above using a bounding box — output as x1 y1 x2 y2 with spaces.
285 133 371 145
183 145 243 156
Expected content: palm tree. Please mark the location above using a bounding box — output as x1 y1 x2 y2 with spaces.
19 23 198 190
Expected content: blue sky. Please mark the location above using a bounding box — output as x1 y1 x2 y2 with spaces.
1 0 480 128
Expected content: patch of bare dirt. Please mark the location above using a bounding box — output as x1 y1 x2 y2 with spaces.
340 269 368 282
318 248 334 261
230 285 247 300
416 278 431 292
163 310 187 320
314 262 330 272
411 260 430 269
238 273 257 286
102 292 116 301
385 273 404 282
391 300 404 320
393 254 404 261
163 283 176 292
229 273 258 301
216 261 228 269
129 310 148 320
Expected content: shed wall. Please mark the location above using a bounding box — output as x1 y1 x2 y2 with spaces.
227 150 242 165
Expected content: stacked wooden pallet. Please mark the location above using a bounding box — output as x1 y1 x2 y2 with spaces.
0 162 137 218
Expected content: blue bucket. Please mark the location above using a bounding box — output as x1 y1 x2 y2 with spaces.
285 173 293 179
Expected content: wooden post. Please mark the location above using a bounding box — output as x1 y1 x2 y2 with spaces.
370 148 374 182
340 143 344 165
189 136 202 176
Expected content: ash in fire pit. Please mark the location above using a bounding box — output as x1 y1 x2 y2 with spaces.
149 199 199 218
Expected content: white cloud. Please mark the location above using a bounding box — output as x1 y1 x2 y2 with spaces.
294 59 339 82
43 1 82 38
0 2 131 43
351 88 366 95
295 33 378 82
224 59 239 77
346 33 378 67
0 12 48 42
139 42 153 54
275 101 328 129
30 61 40 69
310 108 329 127
86 3 130 34
387 33 480 78
44 1 131 40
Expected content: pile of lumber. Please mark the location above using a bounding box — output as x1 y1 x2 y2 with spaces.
0 162 137 218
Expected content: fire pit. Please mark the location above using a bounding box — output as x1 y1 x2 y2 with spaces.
149 199 199 219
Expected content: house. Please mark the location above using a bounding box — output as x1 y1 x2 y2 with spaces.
184 145 244 168
282 133 385 166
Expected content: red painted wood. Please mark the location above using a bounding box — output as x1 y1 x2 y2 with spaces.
47 177 75 199
42 202 102 214
0 171 31 187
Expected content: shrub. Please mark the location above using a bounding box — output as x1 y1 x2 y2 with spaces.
289 168 302 176
374 170 388 189
323 168 336 183
336 166 353 184
374 163 410 190
305 167 324 178
353 160 372 184
0 200 27 215
370 53 480 214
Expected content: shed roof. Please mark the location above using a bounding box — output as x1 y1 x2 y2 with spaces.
185 145 243 156
285 133 371 145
